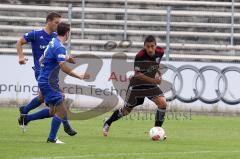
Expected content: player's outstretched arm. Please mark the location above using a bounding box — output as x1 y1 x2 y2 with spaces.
59 62 90 80
135 72 161 85
65 55 76 64
16 37 28 65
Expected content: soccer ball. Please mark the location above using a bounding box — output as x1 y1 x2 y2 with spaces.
149 127 166 141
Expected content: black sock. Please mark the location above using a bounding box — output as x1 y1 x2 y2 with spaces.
105 108 123 126
155 108 166 127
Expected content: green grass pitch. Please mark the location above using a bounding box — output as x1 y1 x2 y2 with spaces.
0 107 240 159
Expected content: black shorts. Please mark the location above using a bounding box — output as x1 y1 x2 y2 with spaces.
124 85 164 108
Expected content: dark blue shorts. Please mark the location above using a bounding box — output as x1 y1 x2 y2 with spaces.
38 83 64 106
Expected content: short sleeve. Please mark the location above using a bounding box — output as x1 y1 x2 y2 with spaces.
23 30 35 42
156 47 165 59
55 47 66 62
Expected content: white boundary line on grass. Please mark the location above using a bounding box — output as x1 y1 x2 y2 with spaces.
24 150 240 159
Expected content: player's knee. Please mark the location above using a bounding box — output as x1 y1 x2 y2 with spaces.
155 97 167 109
55 104 67 119
122 107 132 116
55 109 64 118
158 101 167 109
49 107 56 116
38 95 44 103
49 111 54 117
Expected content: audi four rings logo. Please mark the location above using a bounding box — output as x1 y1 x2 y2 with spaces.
162 64 240 105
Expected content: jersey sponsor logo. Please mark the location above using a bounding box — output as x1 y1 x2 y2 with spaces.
149 65 159 72
58 54 66 59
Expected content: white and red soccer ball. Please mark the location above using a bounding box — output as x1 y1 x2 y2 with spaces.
149 127 166 141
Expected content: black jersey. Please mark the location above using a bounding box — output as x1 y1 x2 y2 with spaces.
129 46 164 87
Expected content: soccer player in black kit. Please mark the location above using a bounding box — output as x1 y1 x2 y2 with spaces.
103 35 167 138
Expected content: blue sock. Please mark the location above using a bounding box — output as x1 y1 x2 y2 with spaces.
25 108 50 124
22 96 42 114
48 115 62 141
62 116 71 130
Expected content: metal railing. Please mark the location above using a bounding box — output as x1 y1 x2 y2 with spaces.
0 0 239 61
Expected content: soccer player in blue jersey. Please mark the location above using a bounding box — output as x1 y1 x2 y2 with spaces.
38 22 89 143
16 12 77 136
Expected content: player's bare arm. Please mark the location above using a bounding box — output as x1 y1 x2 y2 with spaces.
16 37 28 65
134 71 161 84
65 55 76 64
59 61 90 80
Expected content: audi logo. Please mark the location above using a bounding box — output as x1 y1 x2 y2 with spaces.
161 64 240 105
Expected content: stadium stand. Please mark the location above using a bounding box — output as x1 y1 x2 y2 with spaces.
0 0 240 61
